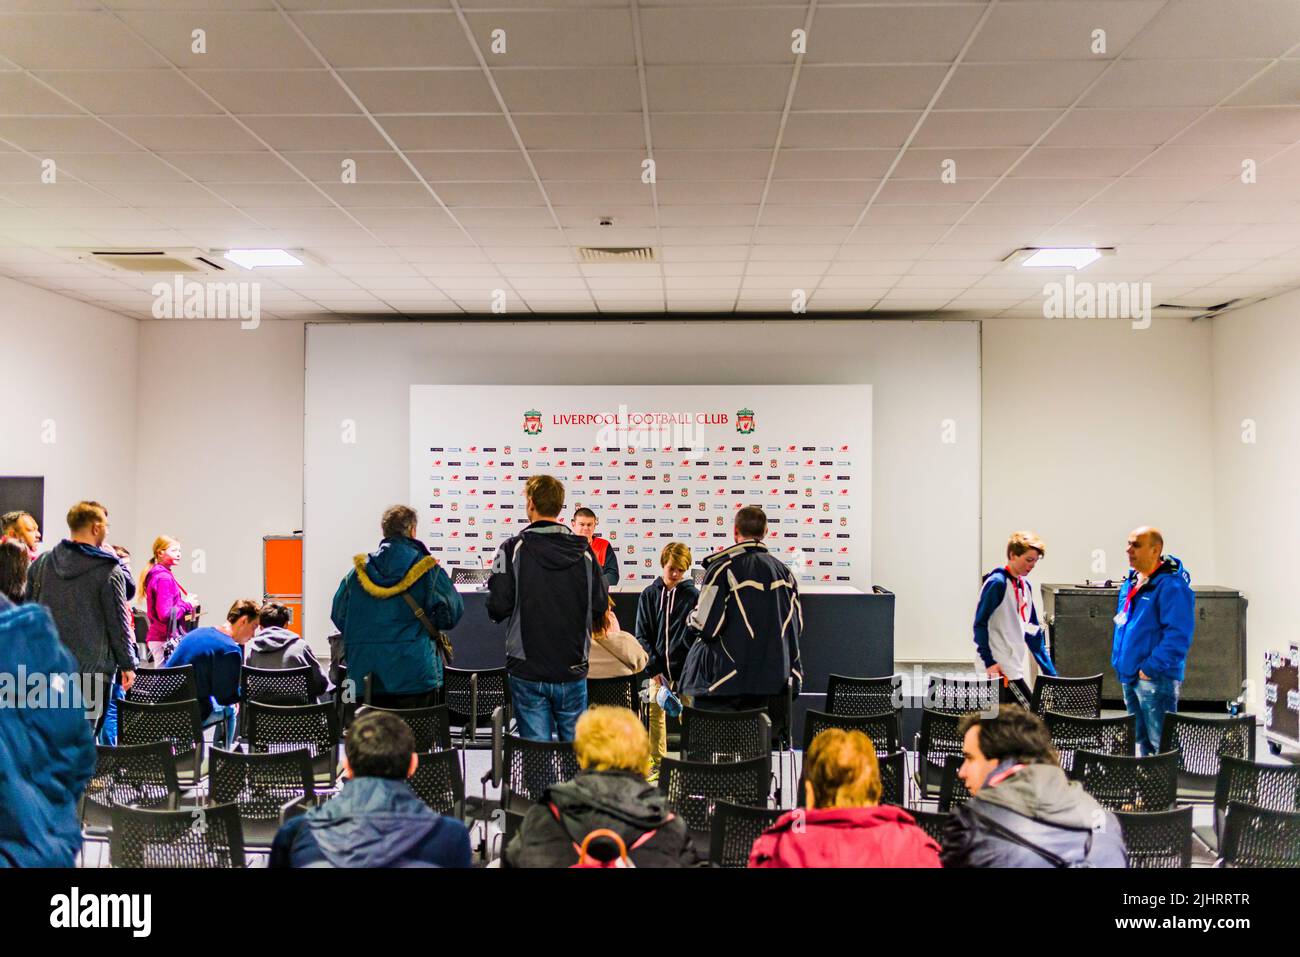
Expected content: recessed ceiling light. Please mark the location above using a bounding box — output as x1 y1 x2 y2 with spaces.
1016 247 1105 270
223 248 303 269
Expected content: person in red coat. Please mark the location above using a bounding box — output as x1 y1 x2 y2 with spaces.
750 728 941 868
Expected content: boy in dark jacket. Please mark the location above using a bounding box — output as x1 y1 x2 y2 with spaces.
332 505 463 707
164 598 261 748
0 601 96 866
270 709 471 868
941 706 1127 868
634 541 699 773
487 475 608 742
244 601 330 702
505 706 700 868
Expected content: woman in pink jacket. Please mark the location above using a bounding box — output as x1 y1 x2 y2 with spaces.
140 535 197 665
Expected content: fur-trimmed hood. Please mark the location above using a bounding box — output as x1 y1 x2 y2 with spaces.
353 537 439 599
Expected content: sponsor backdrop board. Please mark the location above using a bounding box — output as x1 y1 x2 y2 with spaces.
409 385 872 591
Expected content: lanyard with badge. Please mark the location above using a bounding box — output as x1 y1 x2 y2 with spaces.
1114 576 1143 626
1004 567 1041 637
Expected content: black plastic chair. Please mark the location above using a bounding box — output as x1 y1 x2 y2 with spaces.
1115 806 1193 868
80 742 181 841
207 747 315 849
911 809 950 846
659 755 771 850
709 800 785 868
117 698 205 787
586 674 639 713
1043 711 1135 773
355 703 452 752
1198 758 1300 853
680 706 771 763
245 700 340 788
825 674 901 716
109 802 245 868
497 732 582 814
409 748 465 818
797 748 905 809
239 665 314 740
1219 801 1300 868
914 709 964 802
937 754 972 813
1070 750 1178 812
126 665 197 704
1030 674 1103 718
1160 713 1256 803
445 666 509 748
802 709 900 757
925 675 998 716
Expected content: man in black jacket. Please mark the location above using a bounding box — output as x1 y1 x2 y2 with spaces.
487 475 608 742
28 501 136 733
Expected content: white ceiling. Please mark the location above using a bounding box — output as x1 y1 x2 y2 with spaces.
2 0 1300 320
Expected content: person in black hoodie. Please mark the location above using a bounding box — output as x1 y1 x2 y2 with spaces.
28 501 136 733
244 601 330 702
487 475 608 742
635 541 699 773
504 706 700 868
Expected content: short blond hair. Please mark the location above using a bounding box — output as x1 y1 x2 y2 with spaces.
1006 530 1046 560
524 474 564 518
660 542 692 571
66 501 107 533
574 706 651 776
803 728 881 809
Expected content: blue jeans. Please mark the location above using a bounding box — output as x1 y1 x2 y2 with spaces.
507 676 587 743
96 678 125 746
1122 676 1180 756
204 703 237 750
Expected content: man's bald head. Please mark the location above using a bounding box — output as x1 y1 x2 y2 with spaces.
1126 526 1164 575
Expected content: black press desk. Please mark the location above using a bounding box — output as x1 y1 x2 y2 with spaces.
445 585 895 742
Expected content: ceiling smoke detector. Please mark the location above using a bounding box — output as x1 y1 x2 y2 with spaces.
578 246 657 263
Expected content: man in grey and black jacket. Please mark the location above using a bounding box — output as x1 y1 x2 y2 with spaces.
941 705 1127 868
487 474 608 743
28 501 136 733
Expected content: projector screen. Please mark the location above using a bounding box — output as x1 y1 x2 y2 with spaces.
408 384 872 590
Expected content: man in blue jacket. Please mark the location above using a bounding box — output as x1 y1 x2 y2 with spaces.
1112 527 1195 756
0 599 96 867
269 709 471 868
332 506 463 708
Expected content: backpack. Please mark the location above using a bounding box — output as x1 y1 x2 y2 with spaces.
548 802 665 868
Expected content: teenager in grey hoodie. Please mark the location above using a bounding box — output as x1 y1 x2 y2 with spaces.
243 601 329 702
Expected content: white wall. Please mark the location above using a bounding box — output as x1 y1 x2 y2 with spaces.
132 319 305 627
983 317 1218 608
1211 288 1300 703
305 321 983 661
0 276 139 550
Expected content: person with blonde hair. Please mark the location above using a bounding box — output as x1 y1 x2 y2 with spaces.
504 706 701 868
749 729 941 868
634 541 698 777
140 535 197 666
972 531 1054 705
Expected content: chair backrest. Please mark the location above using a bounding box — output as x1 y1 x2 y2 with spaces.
408 748 465 818
1030 674 1103 719
1114 806 1193 868
445 667 509 728
917 708 964 775
680 706 771 763
207 747 315 831
910 809 950 846
709 800 786 868
658 755 771 835
1219 801 1300 868
937 754 972 813
355 703 452 752
240 665 313 706
117 698 204 781
126 665 197 704
802 709 899 756
1043 711 1136 772
586 675 638 712
82 742 181 828
503 733 582 806
1160 713 1256 779
925 675 997 715
245 701 339 785
1070 749 1178 812
1213 756 1300 841
109 802 245 868
825 674 900 716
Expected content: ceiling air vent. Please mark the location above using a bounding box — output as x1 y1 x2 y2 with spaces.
70 248 226 274
577 246 657 264
1155 298 1241 319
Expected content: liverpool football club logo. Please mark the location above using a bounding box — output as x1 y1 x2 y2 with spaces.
736 408 755 434
523 409 543 435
